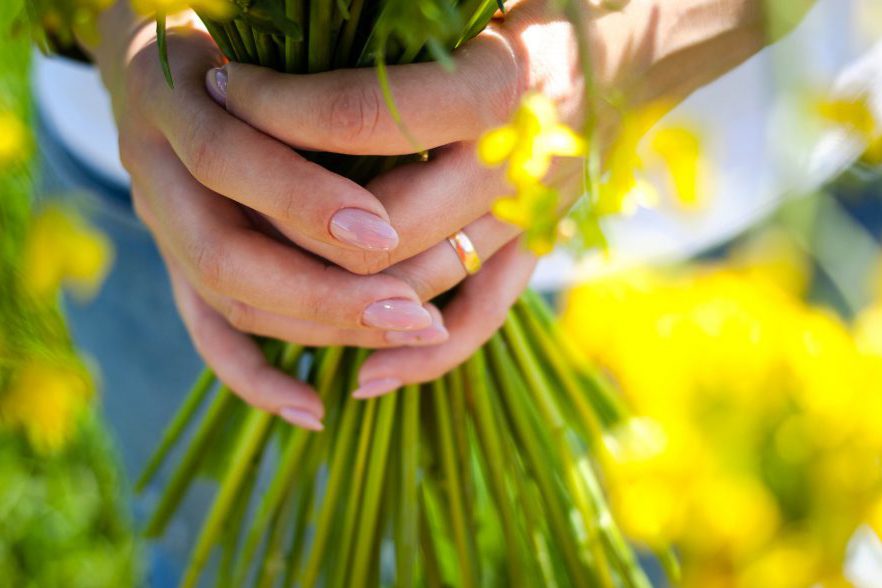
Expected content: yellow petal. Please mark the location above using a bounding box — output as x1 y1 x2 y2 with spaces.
507 148 551 186
520 93 559 129
650 126 703 208
477 126 518 166
541 125 586 157
492 197 530 227
64 228 113 299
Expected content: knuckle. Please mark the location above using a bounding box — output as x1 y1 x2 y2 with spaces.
182 116 223 183
324 81 382 145
388 257 449 301
275 191 302 224
191 241 226 291
341 250 393 276
225 300 255 332
464 40 523 127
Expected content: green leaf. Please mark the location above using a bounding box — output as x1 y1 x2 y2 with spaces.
156 15 174 89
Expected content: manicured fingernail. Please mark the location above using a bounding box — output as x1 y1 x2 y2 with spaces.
279 407 324 431
205 67 228 105
363 299 432 330
385 320 448 345
353 378 402 400
330 208 399 251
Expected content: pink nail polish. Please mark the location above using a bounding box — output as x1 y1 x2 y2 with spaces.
363 299 432 331
330 208 399 251
353 378 402 399
279 407 324 431
385 323 448 345
205 67 228 106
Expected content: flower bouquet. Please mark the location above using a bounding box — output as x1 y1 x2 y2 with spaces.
23 0 661 586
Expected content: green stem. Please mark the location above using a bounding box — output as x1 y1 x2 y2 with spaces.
137 369 214 491
433 377 480 588
348 393 399 587
283 0 306 71
308 0 333 72
181 409 276 588
234 19 258 61
324 398 378 588
397 384 421 588
463 358 530 587
333 0 365 67
487 335 592 587
144 387 237 537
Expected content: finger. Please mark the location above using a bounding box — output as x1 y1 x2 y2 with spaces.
137 37 400 255
196 284 449 349
162 251 325 429
297 143 512 274
219 32 520 155
353 239 537 397
385 212 520 302
131 141 434 331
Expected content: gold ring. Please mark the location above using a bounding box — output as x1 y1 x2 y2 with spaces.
447 231 482 275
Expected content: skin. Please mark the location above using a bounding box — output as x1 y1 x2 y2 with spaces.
87 0 805 428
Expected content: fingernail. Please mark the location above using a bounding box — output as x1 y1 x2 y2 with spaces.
279 407 324 431
353 378 402 400
205 67 228 106
385 320 448 345
330 208 399 251
363 299 432 330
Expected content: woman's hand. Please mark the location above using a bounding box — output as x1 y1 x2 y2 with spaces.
90 12 458 429
206 0 589 397
211 0 787 398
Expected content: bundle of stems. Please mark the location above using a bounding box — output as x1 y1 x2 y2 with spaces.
141 1 654 586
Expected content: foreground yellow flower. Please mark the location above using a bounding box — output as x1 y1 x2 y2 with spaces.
478 92 586 187
477 93 586 253
600 103 706 214
1 361 91 453
24 206 113 299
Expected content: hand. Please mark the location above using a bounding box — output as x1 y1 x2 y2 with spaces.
210 0 586 396
95 21 456 429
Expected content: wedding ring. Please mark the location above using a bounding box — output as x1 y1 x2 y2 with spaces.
447 231 482 275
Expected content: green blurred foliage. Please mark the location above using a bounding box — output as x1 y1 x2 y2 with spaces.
0 7 139 588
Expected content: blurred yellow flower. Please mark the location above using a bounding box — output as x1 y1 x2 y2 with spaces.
130 0 235 19
600 103 706 214
478 92 586 188
478 92 586 253
0 112 29 167
24 206 113 300
562 251 882 586
1 361 91 453
815 95 882 165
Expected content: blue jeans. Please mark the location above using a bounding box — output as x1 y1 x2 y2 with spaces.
38 113 208 587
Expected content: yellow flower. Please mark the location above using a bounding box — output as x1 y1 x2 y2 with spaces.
478 92 585 188
1 361 92 453
0 112 29 168
24 206 113 299
599 103 706 214
130 0 236 19
492 183 561 255
814 95 882 165
562 251 882 586
477 93 586 253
